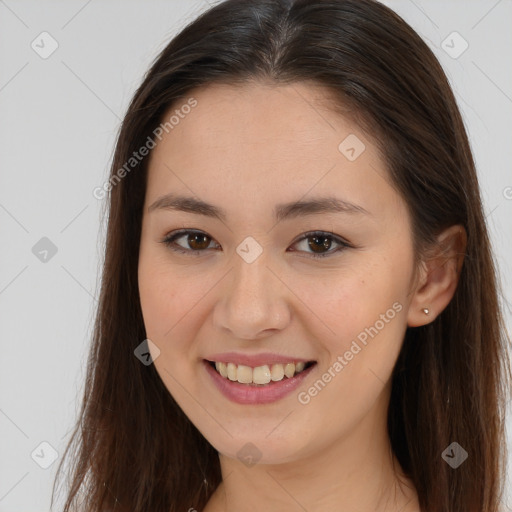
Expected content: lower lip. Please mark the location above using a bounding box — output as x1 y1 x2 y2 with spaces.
203 360 316 405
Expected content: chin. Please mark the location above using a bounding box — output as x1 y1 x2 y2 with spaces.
207 432 310 466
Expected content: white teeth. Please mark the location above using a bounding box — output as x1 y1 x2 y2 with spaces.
211 360 311 384
284 363 295 378
237 365 252 384
253 365 271 384
215 361 228 378
227 362 237 381
270 363 284 381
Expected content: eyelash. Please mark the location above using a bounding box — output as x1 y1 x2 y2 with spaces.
160 229 352 259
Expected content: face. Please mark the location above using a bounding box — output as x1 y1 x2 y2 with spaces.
138 81 418 464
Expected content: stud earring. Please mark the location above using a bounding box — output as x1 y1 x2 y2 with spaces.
422 308 430 315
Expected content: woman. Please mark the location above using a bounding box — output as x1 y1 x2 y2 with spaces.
52 0 511 511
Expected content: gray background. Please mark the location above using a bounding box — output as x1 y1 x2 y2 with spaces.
0 0 511 510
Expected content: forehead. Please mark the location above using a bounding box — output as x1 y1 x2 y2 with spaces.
159 81 364 159
145 81 400 222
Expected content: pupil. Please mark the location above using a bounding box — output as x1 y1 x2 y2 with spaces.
309 235 330 253
189 233 209 250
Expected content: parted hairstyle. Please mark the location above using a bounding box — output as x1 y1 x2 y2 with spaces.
52 1 511 511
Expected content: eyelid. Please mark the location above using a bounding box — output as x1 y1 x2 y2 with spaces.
160 228 353 258
289 231 352 259
161 229 220 253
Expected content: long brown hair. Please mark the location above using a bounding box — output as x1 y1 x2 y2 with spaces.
51 1 511 510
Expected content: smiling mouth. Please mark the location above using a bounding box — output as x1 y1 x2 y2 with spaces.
205 360 317 386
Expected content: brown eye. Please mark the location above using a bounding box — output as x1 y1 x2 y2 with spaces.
186 232 211 250
291 231 351 259
161 229 351 259
307 234 334 254
161 230 217 254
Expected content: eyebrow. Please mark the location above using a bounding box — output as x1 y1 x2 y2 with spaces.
147 193 370 222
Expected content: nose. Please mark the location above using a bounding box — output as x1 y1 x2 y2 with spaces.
212 249 291 340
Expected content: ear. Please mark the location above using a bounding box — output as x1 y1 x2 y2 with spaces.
407 225 467 327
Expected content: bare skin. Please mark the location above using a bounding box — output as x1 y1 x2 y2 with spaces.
138 80 466 512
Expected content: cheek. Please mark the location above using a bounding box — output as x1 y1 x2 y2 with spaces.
138 253 217 365
295 262 406 349
297 252 411 393
295 275 408 446
138 261 201 404
138 266 173 338
138 254 193 352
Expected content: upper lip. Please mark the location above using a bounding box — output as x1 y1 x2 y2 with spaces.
205 352 316 367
